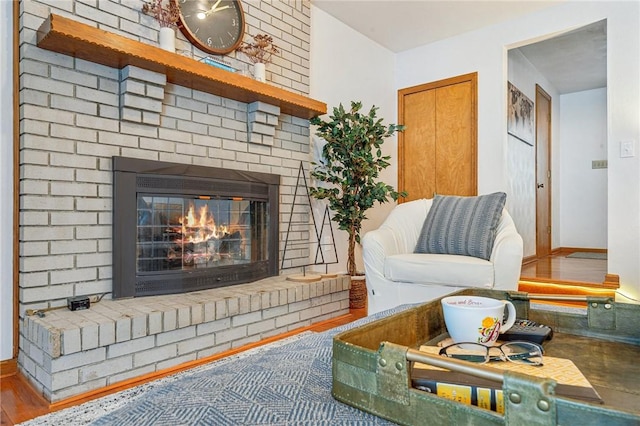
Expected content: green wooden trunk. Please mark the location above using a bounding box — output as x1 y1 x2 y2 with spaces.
332 288 640 425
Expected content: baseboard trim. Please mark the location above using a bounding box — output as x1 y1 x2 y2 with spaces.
0 358 17 378
554 247 607 255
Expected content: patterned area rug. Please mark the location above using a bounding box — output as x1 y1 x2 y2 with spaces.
19 309 407 426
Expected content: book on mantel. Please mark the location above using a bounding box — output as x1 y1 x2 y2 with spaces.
411 344 603 414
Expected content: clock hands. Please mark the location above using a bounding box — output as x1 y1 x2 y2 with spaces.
197 0 230 19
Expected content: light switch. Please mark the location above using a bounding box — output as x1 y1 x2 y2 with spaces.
621 140 635 158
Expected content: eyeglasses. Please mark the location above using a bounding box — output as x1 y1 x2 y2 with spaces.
438 341 544 366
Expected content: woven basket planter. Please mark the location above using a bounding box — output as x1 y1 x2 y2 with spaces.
349 276 367 309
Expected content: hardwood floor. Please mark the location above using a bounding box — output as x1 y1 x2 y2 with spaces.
520 249 608 286
1 251 609 426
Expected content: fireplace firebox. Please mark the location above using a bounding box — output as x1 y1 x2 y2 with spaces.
113 157 279 298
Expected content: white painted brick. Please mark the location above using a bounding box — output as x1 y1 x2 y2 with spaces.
79 323 99 351
209 125 237 140
176 334 216 355
247 318 276 335
76 169 111 184
76 198 111 211
148 311 162 335
107 336 154 358
60 326 81 355
50 95 98 115
115 317 131 343
107 364 155 386
156 326 196 346
231 311 262 327
131 315 147 339
175 142 207 157
51 368 79 392
133 344 177 368
76 86 119 106
275 311 300 328
142 111 160 125
21 255 74 273
163 309 177 332
50 347 106 373
122 93 163 113
215 325 247 344
121 66 166 86
49 182 98 197
49 268 96 284
176 97 207 113
20 180 49 196
121 107 142 123
76 252 110 268
203 301 216 322
178 306 191 328
196 317 230 336
76 2 119 28
19 271 48 288
50 123 98 142
176 120 208 136
51 377 107 403
146 84 165 100
76 225 110 240
120 79 146 96
139 136 174 152
76 141 121 158
22 74 74 96
20 242 48 257
80 355 133 382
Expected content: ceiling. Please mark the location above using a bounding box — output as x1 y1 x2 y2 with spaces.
312 1 607 94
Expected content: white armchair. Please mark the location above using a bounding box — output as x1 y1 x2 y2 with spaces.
362 198 523 315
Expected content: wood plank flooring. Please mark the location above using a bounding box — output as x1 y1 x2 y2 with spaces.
520 249 607 285
1 250 609 425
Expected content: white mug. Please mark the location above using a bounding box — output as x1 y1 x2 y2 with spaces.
441 296 517 347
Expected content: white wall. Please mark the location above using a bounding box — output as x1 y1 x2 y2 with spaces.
1 0 13 361
395 1 639 301
507 49 559 257
559 88 608 249
309 6 397 274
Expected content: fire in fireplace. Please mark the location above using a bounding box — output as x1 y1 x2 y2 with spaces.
113 157 279 298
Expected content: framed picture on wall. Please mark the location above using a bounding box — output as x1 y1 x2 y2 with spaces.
507 81 534 146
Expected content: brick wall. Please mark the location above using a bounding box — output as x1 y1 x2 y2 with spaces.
17 0 333 402
18 0 314 315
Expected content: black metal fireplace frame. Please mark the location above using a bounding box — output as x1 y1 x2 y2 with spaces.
112 156 279 298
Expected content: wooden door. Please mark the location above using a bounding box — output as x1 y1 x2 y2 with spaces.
398 73 477 202
535 85 552 257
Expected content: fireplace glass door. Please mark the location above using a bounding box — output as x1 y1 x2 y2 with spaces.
137 196 268 274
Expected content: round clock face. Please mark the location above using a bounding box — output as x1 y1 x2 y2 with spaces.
176 0 245 55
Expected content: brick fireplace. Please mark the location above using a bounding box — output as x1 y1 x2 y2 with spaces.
16 1 349 402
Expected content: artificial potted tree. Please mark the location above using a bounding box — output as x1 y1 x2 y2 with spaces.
309 101 406 308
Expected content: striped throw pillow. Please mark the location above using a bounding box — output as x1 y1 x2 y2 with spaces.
414 192 507 260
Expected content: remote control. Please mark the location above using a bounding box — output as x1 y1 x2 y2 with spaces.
501 319 553 345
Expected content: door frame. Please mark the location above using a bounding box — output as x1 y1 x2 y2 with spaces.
535 84 552 258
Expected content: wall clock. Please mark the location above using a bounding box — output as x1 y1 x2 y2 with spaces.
176 0 245 55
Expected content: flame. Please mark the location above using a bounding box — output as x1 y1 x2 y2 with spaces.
177 204 228 244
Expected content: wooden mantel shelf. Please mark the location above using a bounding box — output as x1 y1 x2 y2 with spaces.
37 14 326 119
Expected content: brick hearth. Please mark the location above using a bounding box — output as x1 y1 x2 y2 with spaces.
22 275 349 401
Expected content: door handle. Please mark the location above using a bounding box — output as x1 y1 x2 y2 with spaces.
537 183 544 188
